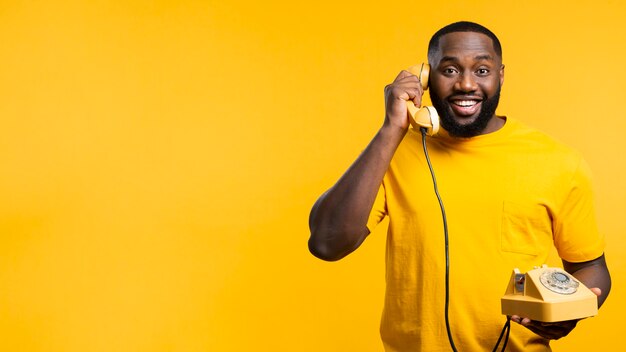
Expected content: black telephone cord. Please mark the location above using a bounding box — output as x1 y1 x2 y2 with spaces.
420 127 511 352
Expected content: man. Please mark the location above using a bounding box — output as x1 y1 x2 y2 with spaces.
308 21 611 351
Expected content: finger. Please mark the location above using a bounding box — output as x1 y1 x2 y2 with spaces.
389 83 422 102
408 85 424 104
524 325 562 340
394 70 415 82
522 319 578 340
590 287 601 297
526 319 577 328
393 72 422 88
525 323 574 340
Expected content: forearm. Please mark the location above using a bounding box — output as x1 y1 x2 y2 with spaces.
308 124 405 261
564 254 611 308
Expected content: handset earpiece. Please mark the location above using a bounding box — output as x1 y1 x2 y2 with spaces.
405 63 440 136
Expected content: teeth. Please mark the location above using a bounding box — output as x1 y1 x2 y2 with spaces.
454 100 477 107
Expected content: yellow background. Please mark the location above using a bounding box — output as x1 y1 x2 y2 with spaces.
0 1 624 351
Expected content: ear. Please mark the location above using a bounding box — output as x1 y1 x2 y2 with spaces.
499 64 505 87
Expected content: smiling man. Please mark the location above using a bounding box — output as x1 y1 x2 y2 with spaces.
427 30 504 138
308 21 610 351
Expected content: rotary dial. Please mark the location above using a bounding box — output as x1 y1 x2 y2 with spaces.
539 269 579 295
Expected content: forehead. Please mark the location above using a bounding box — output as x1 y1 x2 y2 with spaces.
433 32 499 63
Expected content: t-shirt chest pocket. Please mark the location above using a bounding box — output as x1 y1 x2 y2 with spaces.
501 201 553 256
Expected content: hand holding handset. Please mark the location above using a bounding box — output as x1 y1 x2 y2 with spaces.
405 63 440 136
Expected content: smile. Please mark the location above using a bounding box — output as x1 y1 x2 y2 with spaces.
450 98 482 116
454 100 479 107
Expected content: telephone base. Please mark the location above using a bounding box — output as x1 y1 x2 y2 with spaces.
500 265 598 323
501 294 597 322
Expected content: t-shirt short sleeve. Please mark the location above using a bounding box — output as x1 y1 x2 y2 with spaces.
553 158 605 262
366 183 387 233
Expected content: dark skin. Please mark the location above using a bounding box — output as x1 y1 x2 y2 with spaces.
309 31 611 340
427 32 505 136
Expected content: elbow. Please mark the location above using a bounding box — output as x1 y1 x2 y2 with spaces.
308 236 345 262
308 227 366 262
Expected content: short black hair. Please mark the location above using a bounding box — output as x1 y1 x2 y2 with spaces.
427 21 502 63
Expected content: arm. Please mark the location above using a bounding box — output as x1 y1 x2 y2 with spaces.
564 254 611 308
512 254 611 340
308 70 424 261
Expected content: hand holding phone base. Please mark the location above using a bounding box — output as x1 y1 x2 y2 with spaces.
406 64 440 136
501 265 598 322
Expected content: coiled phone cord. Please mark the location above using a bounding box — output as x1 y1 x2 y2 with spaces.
420 127 511 352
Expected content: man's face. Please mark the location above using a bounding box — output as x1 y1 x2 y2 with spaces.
428 31 504 138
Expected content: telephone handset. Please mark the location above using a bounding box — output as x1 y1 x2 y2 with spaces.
501 265 598 322
406 63 440 136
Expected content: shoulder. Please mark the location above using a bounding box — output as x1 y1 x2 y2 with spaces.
507 118 584 167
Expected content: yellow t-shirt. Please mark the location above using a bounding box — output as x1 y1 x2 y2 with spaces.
367 117 604 352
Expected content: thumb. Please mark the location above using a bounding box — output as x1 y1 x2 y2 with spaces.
590 287 602 297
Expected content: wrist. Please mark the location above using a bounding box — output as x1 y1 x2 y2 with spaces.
378 122 408 151
381 121 408 140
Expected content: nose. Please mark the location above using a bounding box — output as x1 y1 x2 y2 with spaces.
454 72 478 92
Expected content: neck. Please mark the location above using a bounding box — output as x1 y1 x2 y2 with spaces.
481 115 506 135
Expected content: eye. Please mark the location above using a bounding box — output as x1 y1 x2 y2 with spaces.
476 68 490 76
442 67 458 76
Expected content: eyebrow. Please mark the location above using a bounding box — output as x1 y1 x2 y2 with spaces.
440 54 495 62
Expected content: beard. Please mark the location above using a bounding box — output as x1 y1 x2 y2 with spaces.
429 84 501 138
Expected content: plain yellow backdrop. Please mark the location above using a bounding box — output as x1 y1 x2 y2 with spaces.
0 1 624 351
